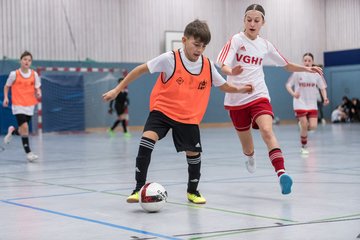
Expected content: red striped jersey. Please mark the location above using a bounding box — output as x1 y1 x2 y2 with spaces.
287 72 327 110
217 32 288 109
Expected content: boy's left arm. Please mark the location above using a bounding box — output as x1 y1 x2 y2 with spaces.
35 72 42 99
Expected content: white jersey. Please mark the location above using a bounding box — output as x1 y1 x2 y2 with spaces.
286 72 327 110
217 32 288 108
147 48 226 87
6 69 41 115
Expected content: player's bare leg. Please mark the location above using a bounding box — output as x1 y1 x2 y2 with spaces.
237 129 256 173
299 116 309 154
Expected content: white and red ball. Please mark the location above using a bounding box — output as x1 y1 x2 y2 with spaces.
139 182 168 212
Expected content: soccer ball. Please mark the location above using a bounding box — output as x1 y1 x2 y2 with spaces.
139 182 168 212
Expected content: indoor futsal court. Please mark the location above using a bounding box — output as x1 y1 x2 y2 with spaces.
1 0 359 240
0 124 359 239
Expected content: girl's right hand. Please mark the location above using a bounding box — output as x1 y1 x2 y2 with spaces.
293 92 300 99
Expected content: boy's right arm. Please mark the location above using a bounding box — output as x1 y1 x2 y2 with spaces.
3 85 9 107
3 72 16 107
103 63 149 101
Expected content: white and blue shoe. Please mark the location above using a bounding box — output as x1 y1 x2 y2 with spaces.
279 174 293 195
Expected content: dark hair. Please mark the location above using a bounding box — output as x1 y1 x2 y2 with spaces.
184 19 211 45
303 52 314 61
20 51 33 60
245 4 265 20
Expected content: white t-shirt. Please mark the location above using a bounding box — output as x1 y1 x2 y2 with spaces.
331 109 342 122
286 72 327 110
6 69 41 115
217 32 288 107
147 48 226 87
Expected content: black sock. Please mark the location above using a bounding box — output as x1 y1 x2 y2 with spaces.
122 120 128 133
21 137 31 153
111 120 121 130
187 153 201 193
135 137 155 191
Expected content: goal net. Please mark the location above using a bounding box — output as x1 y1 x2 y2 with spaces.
37 67 125 133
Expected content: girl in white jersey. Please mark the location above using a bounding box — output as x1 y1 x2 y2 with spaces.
286 53 329 154
217 4 324 195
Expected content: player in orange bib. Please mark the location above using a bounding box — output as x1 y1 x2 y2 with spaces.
103 19 253 204
3 51 41 162
286 53 329 154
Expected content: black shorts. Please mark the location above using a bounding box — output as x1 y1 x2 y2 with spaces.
115 104 127 115
143 110 202 153
15 114 32 126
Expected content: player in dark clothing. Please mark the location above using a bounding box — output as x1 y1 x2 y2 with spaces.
108 78 131 137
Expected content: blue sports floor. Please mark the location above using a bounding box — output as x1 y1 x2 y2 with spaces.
0 123 359 239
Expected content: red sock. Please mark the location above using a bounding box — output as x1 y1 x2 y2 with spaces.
269 148 285 177
301 135 307 146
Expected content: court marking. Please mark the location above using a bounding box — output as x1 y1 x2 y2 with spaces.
0 175 297 222
3 191 92 201
167 202 297 222
3 174 358 224
173 216 360 239
1 200 182 240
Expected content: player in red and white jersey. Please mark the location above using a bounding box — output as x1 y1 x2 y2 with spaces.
217 4 324 195
217 32 287 108
286 53 329 154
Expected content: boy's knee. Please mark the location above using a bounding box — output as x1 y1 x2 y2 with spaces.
186 151 200 157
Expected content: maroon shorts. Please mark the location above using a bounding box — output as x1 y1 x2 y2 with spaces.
229 99 274 131
294 110 318 118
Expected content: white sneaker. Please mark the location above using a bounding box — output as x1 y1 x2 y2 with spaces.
245 154 256 173
321 118 326 125
301 147 309 155
27 152 38 162
4 126 15 144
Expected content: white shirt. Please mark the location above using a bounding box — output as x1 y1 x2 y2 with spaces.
6 69 41 115
217 32 288 107
331 109 342 122
147 48 226 87
286 72 327 110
